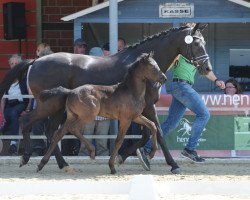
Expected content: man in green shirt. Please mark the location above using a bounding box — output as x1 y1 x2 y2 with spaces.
136 54 225 170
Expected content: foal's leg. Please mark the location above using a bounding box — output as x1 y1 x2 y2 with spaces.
71 124 95 159
19 99 69 169
133 115 158 159
118 126 150 164
109 119 130 174
45 109 69 170
121 104 180 174
37 123 68 172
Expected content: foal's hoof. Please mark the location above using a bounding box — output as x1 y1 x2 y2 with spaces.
115 155 123 165
171 167 181 174
89 149 95 160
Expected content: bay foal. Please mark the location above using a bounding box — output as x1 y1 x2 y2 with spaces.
37 53 166 174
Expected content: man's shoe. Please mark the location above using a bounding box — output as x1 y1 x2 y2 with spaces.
136 148 150 171
181 148 205 163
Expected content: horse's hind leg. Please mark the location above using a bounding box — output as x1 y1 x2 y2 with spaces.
19 109 49 167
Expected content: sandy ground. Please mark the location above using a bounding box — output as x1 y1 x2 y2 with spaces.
0 157 250 199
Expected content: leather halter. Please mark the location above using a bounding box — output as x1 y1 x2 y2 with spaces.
185 29 210 70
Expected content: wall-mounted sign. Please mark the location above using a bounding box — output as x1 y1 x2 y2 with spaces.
159 3 194 18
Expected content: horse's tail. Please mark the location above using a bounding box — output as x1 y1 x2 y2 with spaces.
40 86 72 102
0 59 35 99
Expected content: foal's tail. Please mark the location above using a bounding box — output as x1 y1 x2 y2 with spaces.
40 86 72 102
0 59 35 99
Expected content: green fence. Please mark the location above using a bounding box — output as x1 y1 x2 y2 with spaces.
158 115 250 150
234 117 250 150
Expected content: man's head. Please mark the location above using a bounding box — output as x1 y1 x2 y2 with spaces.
118 37 126 51
36 43 53 57
8 54 22 68
74 38 87 54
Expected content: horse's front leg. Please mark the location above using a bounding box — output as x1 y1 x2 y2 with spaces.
37 124 67 172
109 120 130 174
144 105 181 174
133 115 158 159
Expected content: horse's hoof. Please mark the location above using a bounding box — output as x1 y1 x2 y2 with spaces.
63 165 76 173
171 167 181 174
36 166 41 173
19 156 27 167
110 168 116 174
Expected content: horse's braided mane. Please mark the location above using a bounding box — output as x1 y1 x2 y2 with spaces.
117 53 151 88
125 26 188 50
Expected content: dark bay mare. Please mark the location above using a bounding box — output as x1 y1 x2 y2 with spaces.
37 53 167 174
0 23 212 174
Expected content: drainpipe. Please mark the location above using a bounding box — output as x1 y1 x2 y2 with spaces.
109 0 118 55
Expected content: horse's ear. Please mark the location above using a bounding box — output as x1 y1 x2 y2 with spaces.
191 23 208 34
199 23 208 31
191 23 199 35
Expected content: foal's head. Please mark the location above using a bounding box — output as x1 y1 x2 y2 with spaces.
136 52 167 84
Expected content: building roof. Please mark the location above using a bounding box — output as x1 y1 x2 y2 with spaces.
228 0 250 8
61 0 124 21
62 0 250 23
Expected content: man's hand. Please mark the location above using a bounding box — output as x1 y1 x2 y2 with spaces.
215 80 225 90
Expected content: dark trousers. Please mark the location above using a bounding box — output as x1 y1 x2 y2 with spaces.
2 102 26 154
3 103 25 136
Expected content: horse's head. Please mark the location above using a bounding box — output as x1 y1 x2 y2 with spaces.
179 23 212 75
139 52 167 84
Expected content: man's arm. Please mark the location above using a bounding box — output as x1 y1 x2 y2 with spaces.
205 71 225 90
